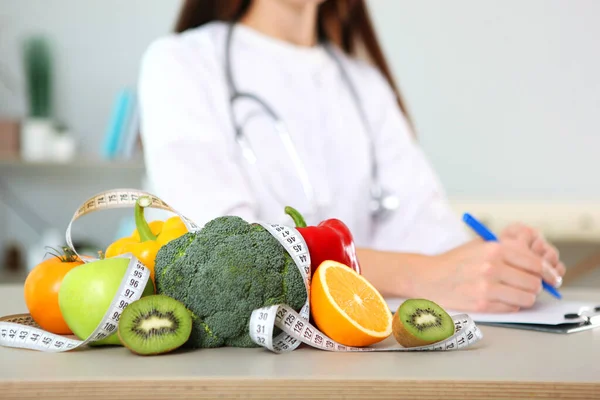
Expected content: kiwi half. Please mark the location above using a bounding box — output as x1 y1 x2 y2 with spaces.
392 299 454 348
118 294 192 355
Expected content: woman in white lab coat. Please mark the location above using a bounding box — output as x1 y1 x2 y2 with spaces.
138 0 565 313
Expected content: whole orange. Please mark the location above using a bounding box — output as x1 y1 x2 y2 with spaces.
24 247 84 334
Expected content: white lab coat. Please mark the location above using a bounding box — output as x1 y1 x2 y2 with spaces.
138 22 470 255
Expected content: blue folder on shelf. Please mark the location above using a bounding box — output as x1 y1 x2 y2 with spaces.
102 88 135 159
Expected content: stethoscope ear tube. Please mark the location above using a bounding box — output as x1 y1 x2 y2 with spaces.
224 22 399 221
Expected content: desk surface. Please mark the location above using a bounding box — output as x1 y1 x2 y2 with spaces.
1 284 599 399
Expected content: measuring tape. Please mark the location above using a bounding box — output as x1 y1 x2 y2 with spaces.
64 188 202 262
0 188 483 354
251 221 483 353
1 189 195 352
0 254 150 352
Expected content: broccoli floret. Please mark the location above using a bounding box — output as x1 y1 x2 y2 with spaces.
154 216 307 349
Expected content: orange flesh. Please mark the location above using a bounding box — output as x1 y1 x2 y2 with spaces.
310 261 392 347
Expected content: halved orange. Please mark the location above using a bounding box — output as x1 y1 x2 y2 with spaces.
310 260 393 347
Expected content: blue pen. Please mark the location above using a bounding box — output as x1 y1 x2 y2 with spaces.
462 213 562 300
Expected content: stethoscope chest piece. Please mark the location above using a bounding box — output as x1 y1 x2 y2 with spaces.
370 185 400 221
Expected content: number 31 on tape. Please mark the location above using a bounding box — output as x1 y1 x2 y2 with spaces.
252 222 484 354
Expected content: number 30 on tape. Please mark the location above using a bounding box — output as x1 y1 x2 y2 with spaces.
251 222 484 354
0 188 483 354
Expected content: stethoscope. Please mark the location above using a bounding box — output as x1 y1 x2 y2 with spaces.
224 22 399 222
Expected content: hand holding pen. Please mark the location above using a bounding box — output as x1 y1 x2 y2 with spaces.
497 221 565 290
426 214 565 313
463 213 563 300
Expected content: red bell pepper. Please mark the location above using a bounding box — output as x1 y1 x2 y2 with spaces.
284 206 361 277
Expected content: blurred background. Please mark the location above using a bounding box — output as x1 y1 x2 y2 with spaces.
0 0 599 287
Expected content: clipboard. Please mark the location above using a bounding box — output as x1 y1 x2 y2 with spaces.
386 297 600 334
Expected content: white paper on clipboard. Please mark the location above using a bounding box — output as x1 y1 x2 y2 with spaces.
386 297 600 326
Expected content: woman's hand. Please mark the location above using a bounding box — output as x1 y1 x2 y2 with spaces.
358 223 567 314
426 239 555 313
500 223 565 288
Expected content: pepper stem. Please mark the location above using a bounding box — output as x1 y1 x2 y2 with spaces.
284 206 307 228
135 196 157 242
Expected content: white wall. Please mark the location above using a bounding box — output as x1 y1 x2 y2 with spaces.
2 0 599 199
1 0 600 265
369 0 600 201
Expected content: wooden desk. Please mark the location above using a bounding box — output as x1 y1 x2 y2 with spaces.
0 284 599 399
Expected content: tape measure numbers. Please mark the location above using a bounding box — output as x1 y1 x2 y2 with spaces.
65 188 201 263
2 189 190 353
0 255 150 352
250 222 312 353
252 222 483 353
0 188 483 354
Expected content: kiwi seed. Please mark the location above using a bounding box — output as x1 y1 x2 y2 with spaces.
392 299 454 348
117 294 192 355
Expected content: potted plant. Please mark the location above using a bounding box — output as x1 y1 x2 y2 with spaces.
20 35 54 162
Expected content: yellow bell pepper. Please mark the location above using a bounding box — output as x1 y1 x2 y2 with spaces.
157 216 189 246
105 196 189 283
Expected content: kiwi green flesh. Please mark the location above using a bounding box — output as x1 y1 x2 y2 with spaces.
118 294 192 355
398 299 454 342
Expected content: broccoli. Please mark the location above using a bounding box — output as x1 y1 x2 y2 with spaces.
154 215 307 348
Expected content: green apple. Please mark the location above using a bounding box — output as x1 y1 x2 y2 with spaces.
58 257 155 346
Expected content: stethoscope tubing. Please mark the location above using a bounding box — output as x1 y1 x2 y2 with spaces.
223 22 397 221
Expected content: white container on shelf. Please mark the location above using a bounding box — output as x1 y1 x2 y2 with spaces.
20 118 54 162
51 132 77 163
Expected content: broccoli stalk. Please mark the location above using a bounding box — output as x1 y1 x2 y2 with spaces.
154 216 307 348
